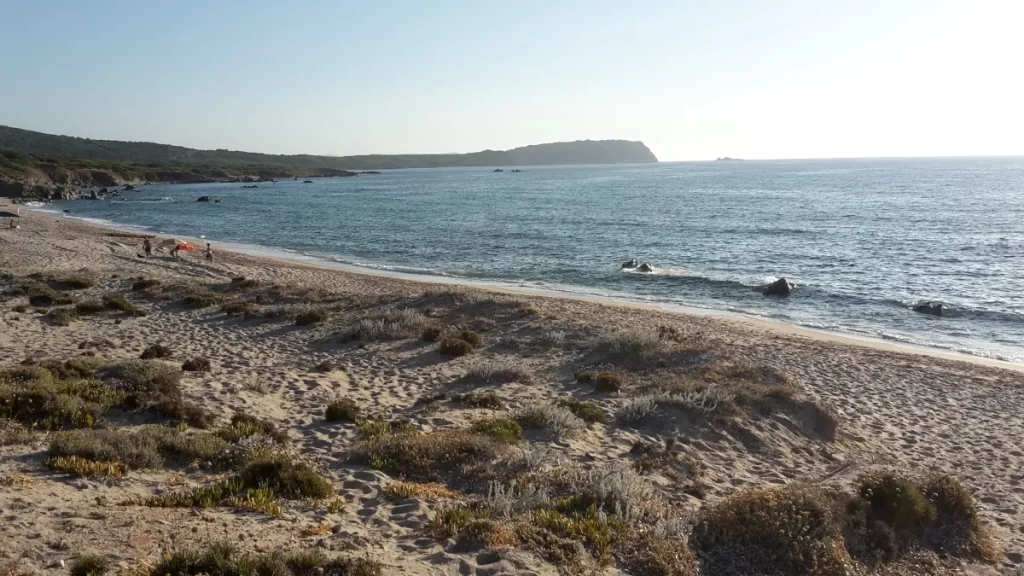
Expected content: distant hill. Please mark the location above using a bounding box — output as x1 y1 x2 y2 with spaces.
0 126 657 170
0 126 656 199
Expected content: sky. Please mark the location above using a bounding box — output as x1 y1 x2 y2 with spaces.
0 0 1022 161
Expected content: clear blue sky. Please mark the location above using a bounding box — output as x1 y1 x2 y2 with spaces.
1 0 1021 160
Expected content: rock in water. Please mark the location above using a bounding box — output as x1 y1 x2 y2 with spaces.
196 196 219 203
621 259 640 269
762 277 795 297
913 302 944 316
637 263 654 273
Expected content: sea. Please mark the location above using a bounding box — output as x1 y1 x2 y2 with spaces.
35 157 1024 363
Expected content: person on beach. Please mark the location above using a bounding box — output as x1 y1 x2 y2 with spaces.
143 238 152 257
170 244 181 258
205 243 214 263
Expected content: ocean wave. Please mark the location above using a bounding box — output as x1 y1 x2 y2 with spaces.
328 255 455 277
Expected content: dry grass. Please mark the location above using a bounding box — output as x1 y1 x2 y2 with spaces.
47 306 79 326
181 357 212 372
325 397 360 422
140 344 173 359
516 403 585 439
576 371 625 393
464 358 531 384
295 306 331 326
556 399 607 424
349 307 425 340
48 426 230 470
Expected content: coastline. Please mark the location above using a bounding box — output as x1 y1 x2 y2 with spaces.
4 196 1024 572
21 200 1024 373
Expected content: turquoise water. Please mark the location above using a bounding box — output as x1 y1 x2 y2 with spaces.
49 158 1024 362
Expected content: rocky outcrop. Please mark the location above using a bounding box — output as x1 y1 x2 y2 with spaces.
762 278 795 297
621 259 640 269
196 196 222 203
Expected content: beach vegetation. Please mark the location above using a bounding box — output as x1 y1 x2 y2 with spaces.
220 299 258 315
44 455 126 478
463 358 531 384
181 357 212 372
47 306 79 326
101 294 141 314
217 413 288 444
471 417 523 444
69 554 110 576
237 456 333 499
295 306 330 326
74 300 106 315
515 403 585 439
351 428 505 486
440 337 474 357
325 397 360 422
48 426 230 470
451 390 504 409
556 398 607 424
131 277 161 291
349 307 425 340
140 344 173 359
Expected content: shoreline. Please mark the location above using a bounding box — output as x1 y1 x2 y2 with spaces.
20 201 1024 373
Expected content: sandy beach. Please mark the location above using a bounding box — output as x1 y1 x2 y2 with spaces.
2 201 1023 575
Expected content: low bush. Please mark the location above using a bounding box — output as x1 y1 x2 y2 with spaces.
140 344 173 359
325 397 360 422
313 360 334 372
74 300 106 315
21 281 75 307
102 295 140 314
220 299 258 316
459 330 483 348
451 390 504 409
53 274 95 290
295 307 330 326
576 371 624 392
218 413 288 444
440 337 474 357
516 403 585 439
182 357 212 372
0 367 117 429
182 292 221 309
238 456 334 499
421 325 442 342
692 486 851 576
464 359 531 383
471 417 523 444
69 554 110 576
47 307 79 326
592 329 664 360
48 426 231 470
351 428 505 486
131 278 160 291
556 399 607 424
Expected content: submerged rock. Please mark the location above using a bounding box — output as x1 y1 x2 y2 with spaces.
762 277 795 297
196 196 222 203
636 263 654 273
913 302 944 316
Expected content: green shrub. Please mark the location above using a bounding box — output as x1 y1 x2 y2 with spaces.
459 330 483 348
858 473 936 537
69 554 110 576
471 418 522 444
0 370 115 429
577 371 624 392
54 274 95 290
22 281 75 307
217 413 287 444
556 399 607 424
48 426 230 470
351 429 504 485
451 391 504 409
182 357 212 372
45 455 126 478
140 344 173 359
238 457 333 499
692 486 851 576
325 397 360 422
440 338 474 357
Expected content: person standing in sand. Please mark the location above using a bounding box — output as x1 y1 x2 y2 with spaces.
205 243 214 263
143 238 152 257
